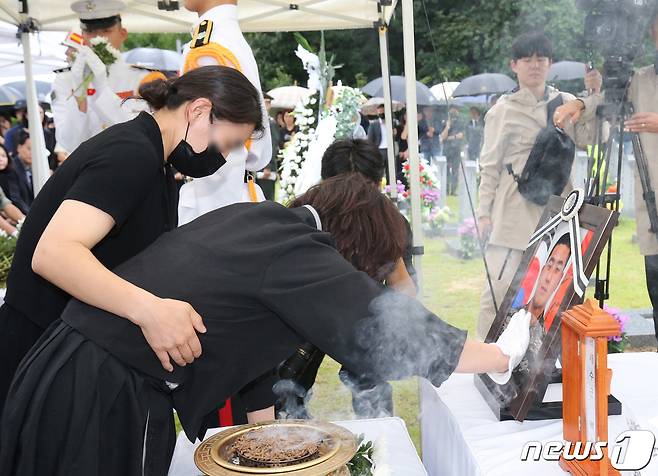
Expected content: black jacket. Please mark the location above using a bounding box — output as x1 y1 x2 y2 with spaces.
367 120 384 148
6 156 33 214
61 201 467 441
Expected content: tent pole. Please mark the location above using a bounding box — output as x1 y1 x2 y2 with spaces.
401 0 423 285
20 24 49 195
377 21 397 199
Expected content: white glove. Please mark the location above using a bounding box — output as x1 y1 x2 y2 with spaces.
82 45 109 91
487 309 532 385
70 48 87 92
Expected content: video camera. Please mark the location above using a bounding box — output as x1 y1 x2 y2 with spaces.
576 0 656 103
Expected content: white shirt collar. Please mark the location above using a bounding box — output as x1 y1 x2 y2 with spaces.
302 205 322 231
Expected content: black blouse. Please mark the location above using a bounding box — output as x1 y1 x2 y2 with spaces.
61 202 467 441
4 112 178 329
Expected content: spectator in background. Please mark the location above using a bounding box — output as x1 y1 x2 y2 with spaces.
256 93 280 201
0 145 25 234
275 111 286 145
0 116 11 146
0 144 12 198
441 104 465 195
396 110 414 186
366 104 392 184
42 116 60 172
418 105 443 161
475 32 601 339
7 130 34 214
4 100 31 156
360 111 370 135
10 101 27 126
466 106 484 161
4 103 62 173
281 110 297 146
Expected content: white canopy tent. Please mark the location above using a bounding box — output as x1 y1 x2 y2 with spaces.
0 0 396 33
0 23 66 83
0 0 422 281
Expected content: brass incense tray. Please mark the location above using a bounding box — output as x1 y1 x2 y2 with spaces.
194 420 358 476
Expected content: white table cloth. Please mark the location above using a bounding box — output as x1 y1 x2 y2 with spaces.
420 352 658 476
168 416 427 475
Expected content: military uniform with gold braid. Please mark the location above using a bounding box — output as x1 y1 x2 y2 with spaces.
178 4 272 226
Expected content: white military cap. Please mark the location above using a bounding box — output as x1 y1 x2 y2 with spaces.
71 0 126 23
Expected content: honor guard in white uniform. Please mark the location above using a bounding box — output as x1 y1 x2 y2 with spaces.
178 1 272 225
51 0 165 154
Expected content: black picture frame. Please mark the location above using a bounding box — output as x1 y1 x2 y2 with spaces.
474 195 619 421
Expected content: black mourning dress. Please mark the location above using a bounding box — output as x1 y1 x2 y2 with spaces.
0 112 178 419
0 202 467 476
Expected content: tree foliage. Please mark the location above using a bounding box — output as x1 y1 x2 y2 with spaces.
124 32 190 52
124 1 655 91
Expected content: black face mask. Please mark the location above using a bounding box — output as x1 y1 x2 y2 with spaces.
168 120 226 178
378 113 386 119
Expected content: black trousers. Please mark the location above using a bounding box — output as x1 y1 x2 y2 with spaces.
446 152 461 195
644 255 658 344
0 304 44 423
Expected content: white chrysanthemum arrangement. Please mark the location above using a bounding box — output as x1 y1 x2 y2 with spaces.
277 92 320 203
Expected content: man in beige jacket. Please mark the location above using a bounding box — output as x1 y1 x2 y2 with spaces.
476 32 602 339
625 11 658 345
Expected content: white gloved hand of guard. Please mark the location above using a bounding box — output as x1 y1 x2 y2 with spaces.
487 309 532 385
81 45 109 91
70 48 87 92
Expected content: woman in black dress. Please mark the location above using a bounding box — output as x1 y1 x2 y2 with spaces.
0 65 264 418
0 173 529 476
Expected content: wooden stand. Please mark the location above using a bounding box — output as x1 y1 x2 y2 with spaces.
559 299 621 476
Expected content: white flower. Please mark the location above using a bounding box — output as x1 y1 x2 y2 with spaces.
89 36 108 46
105 44 122 61
310 97 317 105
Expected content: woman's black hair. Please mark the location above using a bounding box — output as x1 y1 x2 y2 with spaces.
321 139 385 184
511 32 554 60
0 143 12 172
138 65 265 138
290 173 406 281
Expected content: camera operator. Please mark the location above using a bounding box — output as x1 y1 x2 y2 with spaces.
476 32 602 339
624 10 658 346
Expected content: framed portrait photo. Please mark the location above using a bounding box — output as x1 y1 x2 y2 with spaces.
475 193 618 421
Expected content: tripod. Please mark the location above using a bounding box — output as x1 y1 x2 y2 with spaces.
585 79 658 308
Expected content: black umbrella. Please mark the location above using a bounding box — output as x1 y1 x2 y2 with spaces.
362 75 438 106
452 73 516 97
122 48 182 72
0 84 22 105
3 80 51 102
549 61 586 81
